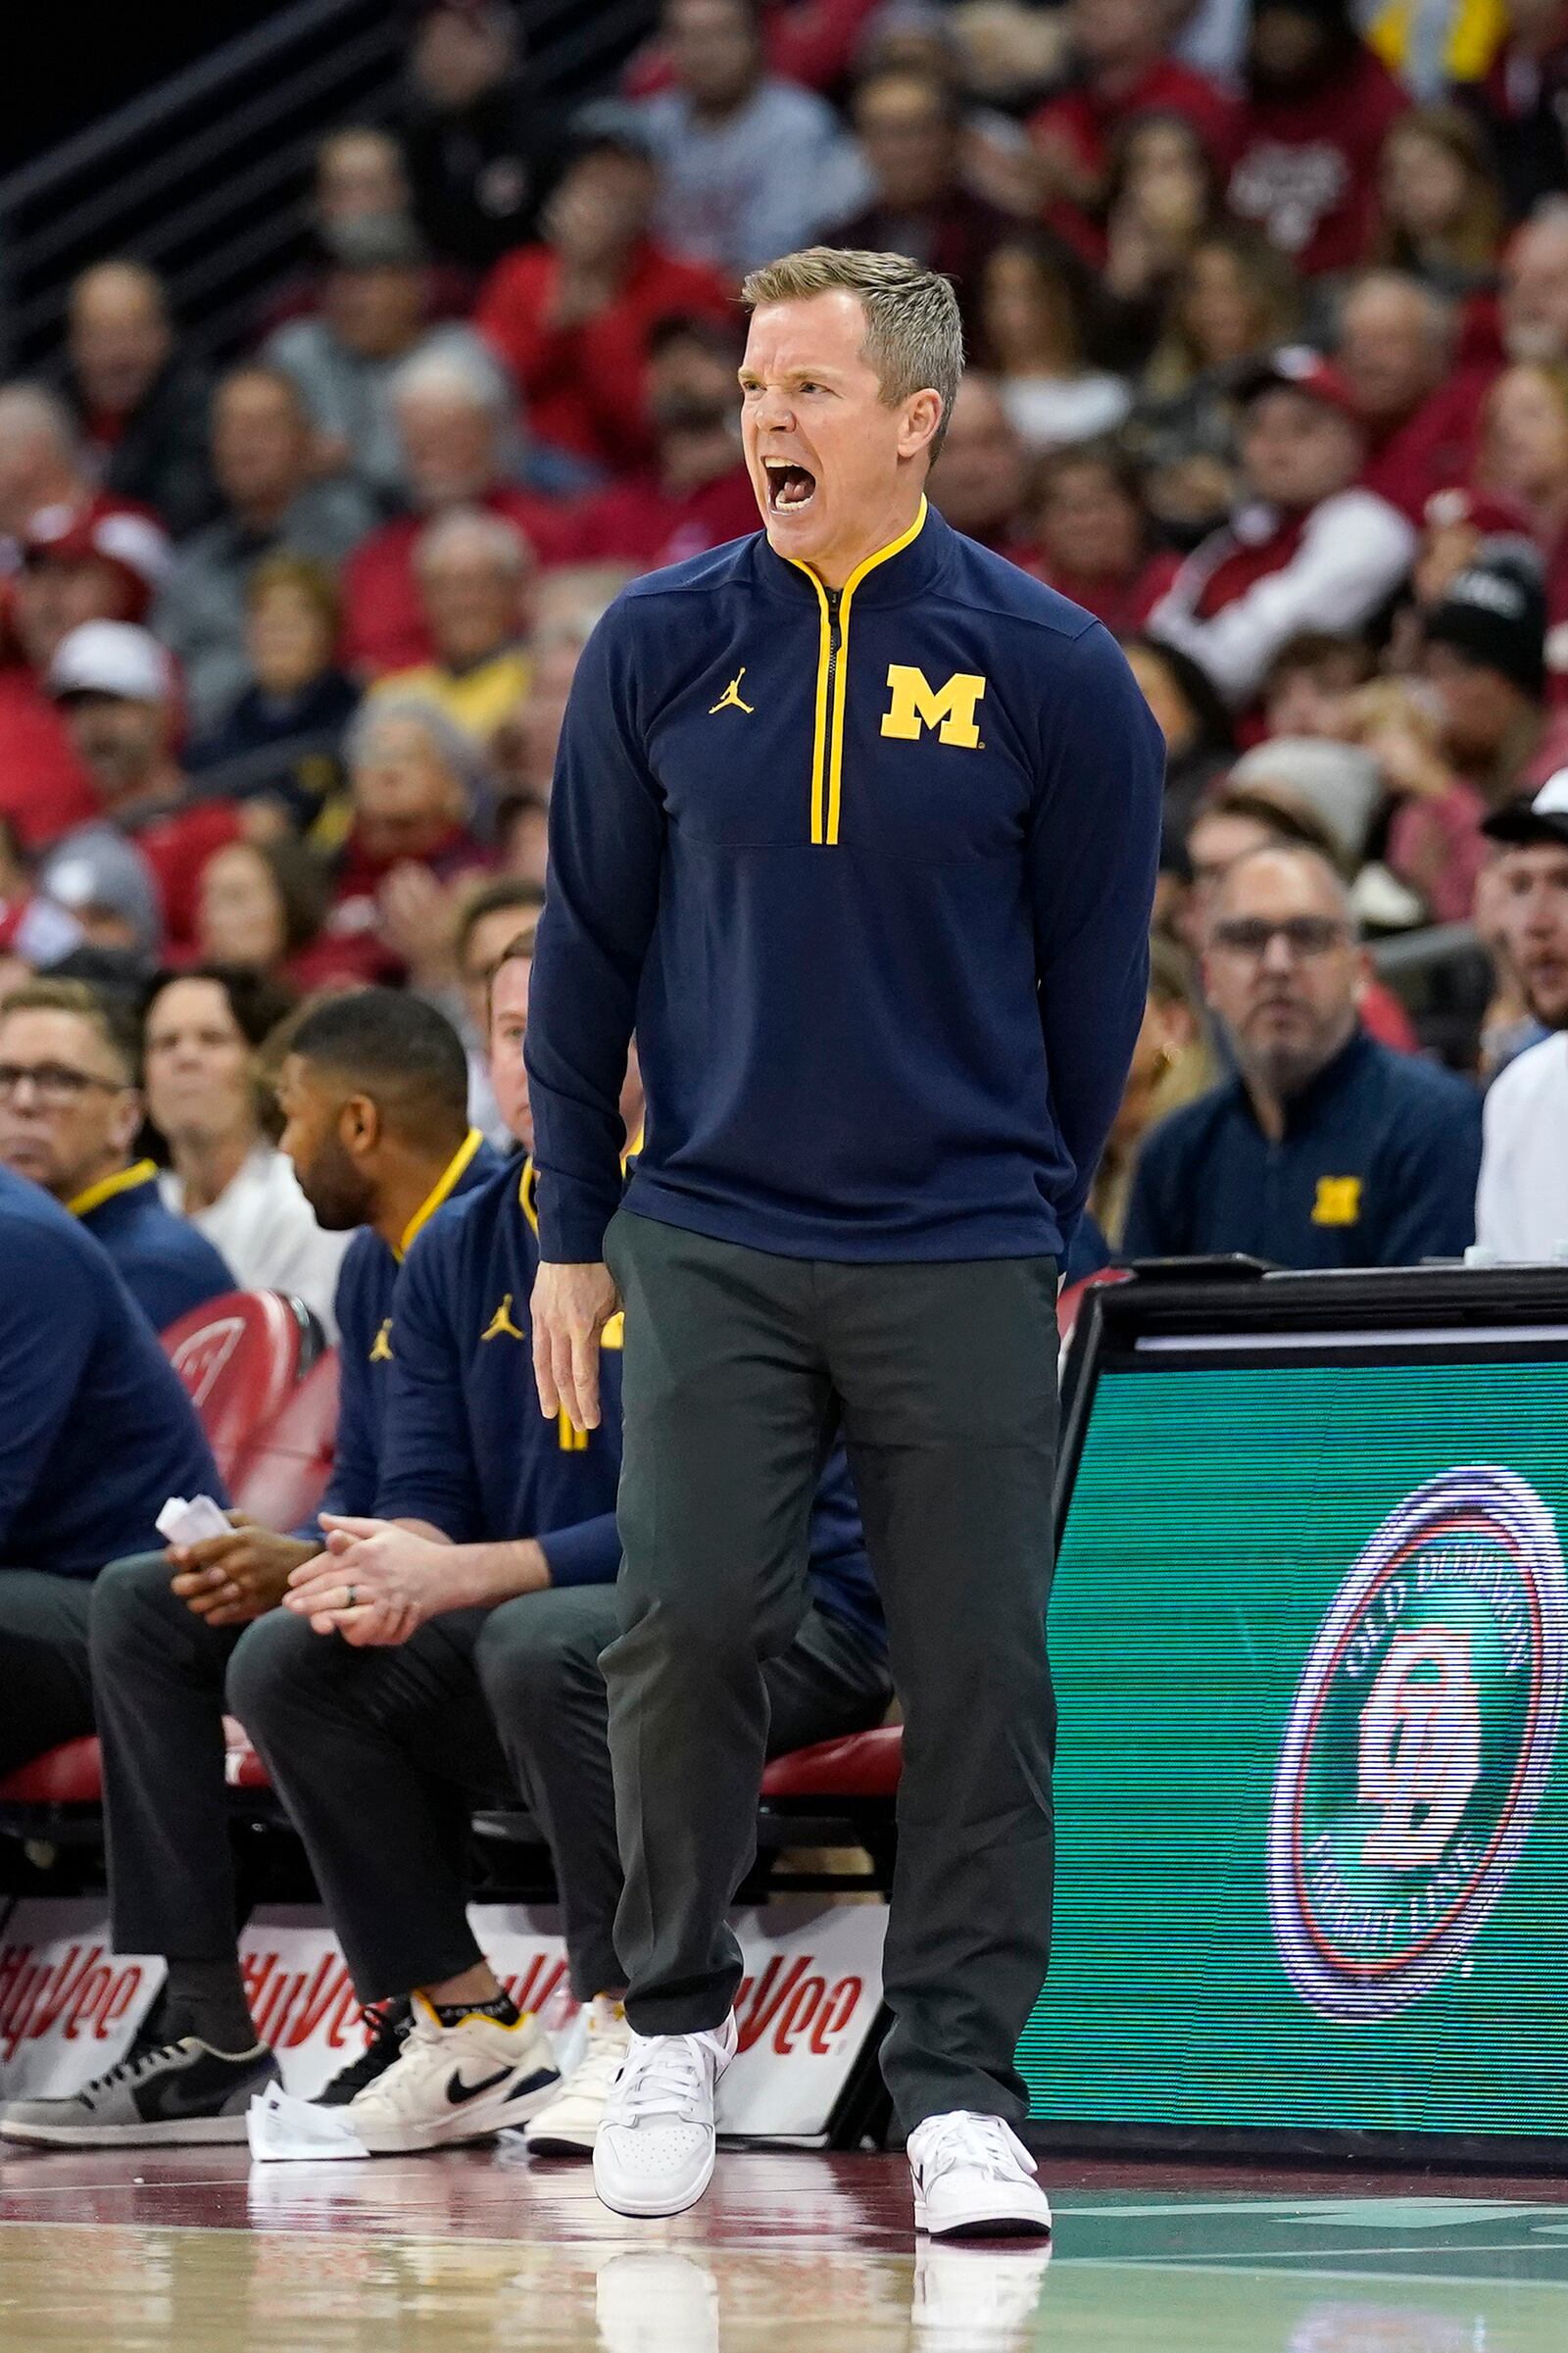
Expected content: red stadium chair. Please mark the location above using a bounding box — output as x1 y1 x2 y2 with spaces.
0 1318 325 1831
760 1726 903 1802
0 1722 271 1819
231 1351 340 1531
0 1736 102 1807
221 1717 270 1790
474 1724 905 1907
754 1725 903 1904
1056 1263 1130 1347
161 1291 321 1490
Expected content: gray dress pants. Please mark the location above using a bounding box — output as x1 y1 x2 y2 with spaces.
602 1209 1059 2132
91 1551 247 1963
0 1570 95 1778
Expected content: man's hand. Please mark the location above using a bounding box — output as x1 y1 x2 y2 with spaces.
530 1259 618 1435
283 1516 457 1646
169 1516 318 1628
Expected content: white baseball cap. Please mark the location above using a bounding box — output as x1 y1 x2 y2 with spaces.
46 619 174 707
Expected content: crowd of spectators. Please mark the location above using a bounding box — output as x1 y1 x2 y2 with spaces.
7 0 1568 2161
4 0 1568 1300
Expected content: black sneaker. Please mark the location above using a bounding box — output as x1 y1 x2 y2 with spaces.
0 2037 278 2147
315 1999 413 2107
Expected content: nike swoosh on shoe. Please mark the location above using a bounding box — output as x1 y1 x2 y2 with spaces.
446 2066 515 2107
445 2064 558 2108
148 2063 273 2121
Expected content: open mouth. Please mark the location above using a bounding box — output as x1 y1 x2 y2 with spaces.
763 458 816 513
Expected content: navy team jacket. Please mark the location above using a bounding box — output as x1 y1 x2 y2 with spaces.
1122 1028 1484 1269
0 1167 223 1577
527 497 1164 1265
376 1156 887 1651
71 1160 232 1333
308 1129 498 1536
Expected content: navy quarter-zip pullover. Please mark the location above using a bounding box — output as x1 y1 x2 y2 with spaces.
70 1160 232 1333
1122 1029 1484 1268
527 499 1164 1265
0 1168 223 1576
308 1128 497 1536
374 1156 624 1580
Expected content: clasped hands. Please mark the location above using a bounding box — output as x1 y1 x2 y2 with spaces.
284 1517 455 1645
168 1513 456 1647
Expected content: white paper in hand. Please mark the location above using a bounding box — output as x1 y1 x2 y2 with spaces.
156 1495 233 1546
246 2082 370 2162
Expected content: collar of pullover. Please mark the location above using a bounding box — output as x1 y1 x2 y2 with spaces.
759 494 950 611
1230 1024 1377 1141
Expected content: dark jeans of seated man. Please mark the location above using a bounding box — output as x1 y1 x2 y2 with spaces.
0 1571 96 1775
227 1585 893 2004
90 1550 505 2050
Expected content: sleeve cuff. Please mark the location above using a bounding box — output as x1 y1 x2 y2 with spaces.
372 1485 472 1544
537 1513 621 1588
535 1168 622 1265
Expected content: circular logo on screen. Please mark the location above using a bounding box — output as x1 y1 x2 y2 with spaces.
1266 1467 1567 2021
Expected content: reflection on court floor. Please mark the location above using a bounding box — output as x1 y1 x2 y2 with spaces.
3 2152 1568 2351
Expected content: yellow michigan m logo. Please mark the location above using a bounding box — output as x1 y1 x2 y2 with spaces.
880 664 987 748
1311 1175 1362 1227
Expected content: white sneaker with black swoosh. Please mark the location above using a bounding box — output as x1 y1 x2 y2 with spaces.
907 2113 1054 2239
345 1995 560 2153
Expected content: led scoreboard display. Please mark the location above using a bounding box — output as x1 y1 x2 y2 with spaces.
1021 1264 1568 2155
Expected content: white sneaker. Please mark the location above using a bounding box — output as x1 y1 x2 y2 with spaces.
907 2112 1054 2240
524 1995 631 2158
346 1995 560 2154
592 2015 737 2218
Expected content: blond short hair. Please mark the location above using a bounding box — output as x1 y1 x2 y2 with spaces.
741 246 963 459
0 978 138 1082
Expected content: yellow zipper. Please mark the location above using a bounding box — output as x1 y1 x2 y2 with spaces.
787 497 928 847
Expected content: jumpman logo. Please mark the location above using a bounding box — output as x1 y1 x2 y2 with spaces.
482 1293 526 1344
709 667 755 715
368 1318 394 1363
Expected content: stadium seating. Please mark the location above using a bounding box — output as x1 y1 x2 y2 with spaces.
230 1350 340 1530
760 1725 902 1803
161 1290 324 1491
0 1721 905 1838
0 1721 270 1812
1057 1265 1131 1348
0 1293 324 1822
0 1736 102 1809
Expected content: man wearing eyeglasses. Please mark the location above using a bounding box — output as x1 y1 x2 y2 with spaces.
1123 844 1482 1267
0 978 231 1331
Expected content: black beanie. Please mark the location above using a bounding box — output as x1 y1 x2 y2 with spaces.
1423 555 1547 701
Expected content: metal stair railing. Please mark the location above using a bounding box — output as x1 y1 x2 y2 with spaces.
0 0 402 367
0 0 653 368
